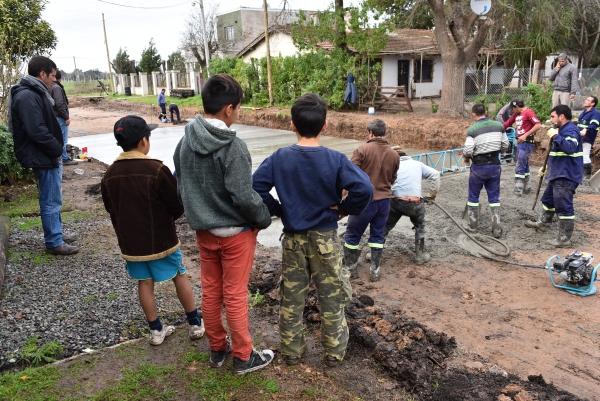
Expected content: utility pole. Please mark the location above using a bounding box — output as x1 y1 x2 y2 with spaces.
102 13 115 94
263 0 274 106
198 0 211 77
73 56 78 81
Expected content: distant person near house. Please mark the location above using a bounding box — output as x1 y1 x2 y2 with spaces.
50 70 76 165
158 88 167 122
548 53 579 108
578 96 600 179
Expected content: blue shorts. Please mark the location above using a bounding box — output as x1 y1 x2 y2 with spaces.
125 248 186 282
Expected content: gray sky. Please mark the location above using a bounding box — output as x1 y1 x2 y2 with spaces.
41 0 349 72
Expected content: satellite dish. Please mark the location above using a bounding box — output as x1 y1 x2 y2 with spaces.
470 0 491 15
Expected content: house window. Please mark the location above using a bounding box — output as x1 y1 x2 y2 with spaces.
225 26 234 41
414 59 433 83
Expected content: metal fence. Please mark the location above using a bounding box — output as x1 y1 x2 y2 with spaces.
177 72 188 88
464 67 600 105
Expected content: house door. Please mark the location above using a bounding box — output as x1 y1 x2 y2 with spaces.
397 60 410 96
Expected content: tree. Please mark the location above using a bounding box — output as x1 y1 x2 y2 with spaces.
139 39 162 74
567 0 600 69
426 0 492 115
0 0 57 124
366 0 434 29
111 47 135 75
167 51 187 72
179 2 221 76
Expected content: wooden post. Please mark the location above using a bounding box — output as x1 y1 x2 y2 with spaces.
263 0 274 107
102 13 115 94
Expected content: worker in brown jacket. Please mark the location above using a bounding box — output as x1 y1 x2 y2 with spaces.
344 119 399 282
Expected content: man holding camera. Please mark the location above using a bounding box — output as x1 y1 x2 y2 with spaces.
549 53 579 108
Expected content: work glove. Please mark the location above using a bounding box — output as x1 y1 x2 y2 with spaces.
538 166 546 178
424 194 436 204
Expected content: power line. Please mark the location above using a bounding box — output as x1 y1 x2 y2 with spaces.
97 0 190 9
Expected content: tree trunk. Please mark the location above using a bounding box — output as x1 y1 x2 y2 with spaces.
439 57 468 115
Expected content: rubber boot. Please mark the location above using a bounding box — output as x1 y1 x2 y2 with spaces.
584 163 592 180
547 219 574 247
414 237 430 265
343 247 360 278
463 205 479 232
514 177 525 197
523 176 532 194
369 249 383 282
524 209 554 232
490 206 502 238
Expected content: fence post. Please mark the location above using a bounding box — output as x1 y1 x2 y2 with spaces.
140 73 149 96
166 70 173 95
151 71 159 96
171 70 180 90
188 63 196 94
119 74 127 94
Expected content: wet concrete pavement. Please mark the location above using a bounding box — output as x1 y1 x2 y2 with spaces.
69 124 424 248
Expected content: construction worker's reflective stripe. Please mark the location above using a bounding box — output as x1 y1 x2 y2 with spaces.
549 151 584 157
524 172 530 177
368 243 384 249
467 202 479 207
592 119 600 125
564 137 579 145
542 204 555 211
558 215 575 220
577 124 588 128
515 174 526 178
344 243 359 250
489 203 501 207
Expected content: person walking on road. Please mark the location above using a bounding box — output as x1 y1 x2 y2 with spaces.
158 88 167 122
525 105 583 247
8 56 78 255
382 146 440 264
549 53 580 108
577 96 600 179
503 98 542 196
50 70 76 165
344 119 399 282
463 103 510 238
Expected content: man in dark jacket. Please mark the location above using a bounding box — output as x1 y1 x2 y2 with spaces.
9 56 78 255
50 70 76 165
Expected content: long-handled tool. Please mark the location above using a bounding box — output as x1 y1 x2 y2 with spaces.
532 135 555 210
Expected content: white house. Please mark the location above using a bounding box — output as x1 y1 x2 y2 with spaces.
236 27 298 63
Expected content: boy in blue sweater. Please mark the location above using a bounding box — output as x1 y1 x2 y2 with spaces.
252 93 372 368
526 105 583 247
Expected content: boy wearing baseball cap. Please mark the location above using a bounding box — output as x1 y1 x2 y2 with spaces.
101 115 205 346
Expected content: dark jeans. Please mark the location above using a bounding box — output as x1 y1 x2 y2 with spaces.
468 164 501 206
159 104 167 118
541 178 578 218
384 199 426 240
515 142 535 178
169 104 180 122
345 199 390 248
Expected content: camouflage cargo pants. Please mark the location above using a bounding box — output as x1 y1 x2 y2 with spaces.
279 230 352 360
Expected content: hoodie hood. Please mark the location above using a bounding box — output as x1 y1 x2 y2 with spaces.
184 114 237 155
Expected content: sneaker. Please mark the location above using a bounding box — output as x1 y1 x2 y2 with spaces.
149 325 175 346
210 336 231 368
324 355 341 367
188 322 205 340
233 348 274 375
45 243 79 255
63 159 78 165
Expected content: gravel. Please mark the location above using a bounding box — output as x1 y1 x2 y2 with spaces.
0 216 189 368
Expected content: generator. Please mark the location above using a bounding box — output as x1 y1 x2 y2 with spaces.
546 252 600 296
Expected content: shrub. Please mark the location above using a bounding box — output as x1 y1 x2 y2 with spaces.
0 131 35 184
522 83 553 122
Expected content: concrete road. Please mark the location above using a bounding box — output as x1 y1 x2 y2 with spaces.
70 123 422 248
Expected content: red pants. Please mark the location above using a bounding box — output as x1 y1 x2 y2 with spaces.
196 229 256 360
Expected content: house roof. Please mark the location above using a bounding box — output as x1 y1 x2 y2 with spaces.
236 26 292 57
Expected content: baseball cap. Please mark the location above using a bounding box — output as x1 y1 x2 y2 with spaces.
558 53 567 60
510 98 525 108
113 115 158 147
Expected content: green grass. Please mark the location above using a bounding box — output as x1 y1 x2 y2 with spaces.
108 293 118 301
20 337 64 366
108 93 204 109
0 186 40 218
0 365 65 400
186 368 279 400
9 250 55 265
183 351 209 363
249 289 265 308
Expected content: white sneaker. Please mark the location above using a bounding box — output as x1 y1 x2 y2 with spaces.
149 325 175 345
188 322 205 340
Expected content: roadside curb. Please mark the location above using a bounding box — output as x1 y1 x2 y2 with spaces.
0 216 9 294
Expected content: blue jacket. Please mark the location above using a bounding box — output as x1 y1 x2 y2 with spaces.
344 73 357 104
577 107 600 145
547 121 583 184
157 92 166 106
252 145 373 233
